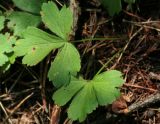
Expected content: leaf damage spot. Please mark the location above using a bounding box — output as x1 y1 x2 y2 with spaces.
32 47 36 52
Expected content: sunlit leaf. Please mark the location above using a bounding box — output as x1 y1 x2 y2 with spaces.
68 82 98 122
53 70 124 122
12 0 46 14
53 77 85 106
7 11 41 36
14 27 64 66
41 1 73 40
0 33 16 67
48 43 81 88
0 16 5 31
0 54 8 66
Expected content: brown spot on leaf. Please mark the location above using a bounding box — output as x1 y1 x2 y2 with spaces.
32 47 36 51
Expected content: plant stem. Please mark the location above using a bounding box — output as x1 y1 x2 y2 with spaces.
95 50 122 76
72 36 127 43
0 5 7 11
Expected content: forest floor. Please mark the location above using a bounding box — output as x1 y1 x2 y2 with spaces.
1 0 160 124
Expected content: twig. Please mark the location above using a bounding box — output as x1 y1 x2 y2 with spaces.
50 105 61 124
123 83 157 92
124 92 160 114
69 0 80 40
149 72 160 81
40 54 52 112
0 102 12 124
0 4 7 11
110 27 143 69
123 19 160 32
8 69 24 93
123 10 145 20
4 93 33 122
55 0 63 6
95 50 122 76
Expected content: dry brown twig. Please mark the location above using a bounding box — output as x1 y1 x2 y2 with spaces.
4 93 33 123
123 92 160 114
123 83 157 92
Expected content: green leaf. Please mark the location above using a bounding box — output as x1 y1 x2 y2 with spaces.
0 33 16 66
0 53 17 73
0 16 5 31
53 70 124 122
41 1 73 40
12 0 46 14
0 54 8 66
93 70 124 105
14 27 65 66
68 83 98 122
48 43 81 88
101 0 122 16
53 77 85 106
93 70 123 85
7 11 41 36
0 33 16 53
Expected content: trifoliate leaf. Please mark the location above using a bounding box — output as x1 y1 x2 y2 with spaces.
12 0 46 14
101 0 122 16
48 43 81 88
0 16 5 31
41 1 73 40
0 33 16 66
14 27 65 66
53 70 124 122
7 11 41 36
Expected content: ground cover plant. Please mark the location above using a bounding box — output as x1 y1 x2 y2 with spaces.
0 0 124 122
1 0 160 123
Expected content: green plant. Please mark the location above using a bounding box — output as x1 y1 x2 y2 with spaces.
1 1 124 122
0 15 5 31
0 33 16 72
0 0 44 72
0 14 17 72
7 11 41 36
53 70 123 121
14 1 124 121
14 2 80 88
6 0 44 36
101 0 136 16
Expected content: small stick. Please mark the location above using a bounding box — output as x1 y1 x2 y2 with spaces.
4 93 33 122
149 72 160 81
124 92 160 114
123 83 157 92
0 102 12 124
40 54 51 112
110 27 143 69
50 105 61 124
69 0 80 40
